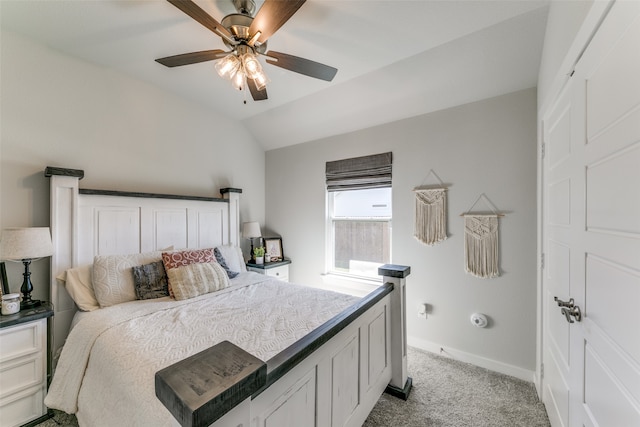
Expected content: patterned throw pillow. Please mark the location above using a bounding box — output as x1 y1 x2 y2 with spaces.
161 248 217 298
214 247 239 279
93 250 164 308
165 261 230 301
131 261 169 300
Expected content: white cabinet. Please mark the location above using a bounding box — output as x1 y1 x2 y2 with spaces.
0 305 53 427
246 260 290 282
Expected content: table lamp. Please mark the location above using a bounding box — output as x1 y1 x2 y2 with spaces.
242 222 262 263
0 227 54 309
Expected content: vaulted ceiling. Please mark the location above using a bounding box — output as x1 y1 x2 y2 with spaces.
1 0 549 150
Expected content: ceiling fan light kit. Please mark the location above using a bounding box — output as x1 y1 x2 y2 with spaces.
156 0 338 102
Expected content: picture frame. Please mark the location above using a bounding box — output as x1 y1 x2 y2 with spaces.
0 262 9 298
263 237 284 262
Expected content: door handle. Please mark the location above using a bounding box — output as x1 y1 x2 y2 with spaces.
560 306 582 323
554 296 582 323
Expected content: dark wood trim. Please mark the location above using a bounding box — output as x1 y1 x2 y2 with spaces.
219 187 242 195
0 302 54 329
79 189 227 203
20 411 54 427
378 264 411 278
258 282 394 396
156 341 266 427
245 259 291 270
44 166 84 179
384 377 413 401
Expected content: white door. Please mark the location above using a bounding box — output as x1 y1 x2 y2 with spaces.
542 1 640 426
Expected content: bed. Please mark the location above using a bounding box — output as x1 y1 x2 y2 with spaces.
43 167 411 427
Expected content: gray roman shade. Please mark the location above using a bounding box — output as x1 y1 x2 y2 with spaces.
326 152 392 192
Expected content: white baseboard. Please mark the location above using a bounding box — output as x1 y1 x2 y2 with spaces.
407 336 536 383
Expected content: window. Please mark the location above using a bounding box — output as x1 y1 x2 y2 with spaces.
327 187 392 280
325 152 393 281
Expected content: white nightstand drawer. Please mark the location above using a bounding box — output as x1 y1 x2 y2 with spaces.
265 265 289 282
0 320 43 363
0 385 46 427
246 260 291 283
0 354 44 399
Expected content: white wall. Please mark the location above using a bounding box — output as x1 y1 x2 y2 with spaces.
0 31 265 300
265 88 538 377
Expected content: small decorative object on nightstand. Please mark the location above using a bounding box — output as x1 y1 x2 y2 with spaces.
246 259 291 282
253 246 265 265
0 302 54 426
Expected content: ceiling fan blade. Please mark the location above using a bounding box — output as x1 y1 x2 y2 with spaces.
249 0 306 45
167 0 235 44
265 51 337 82
247 78 268 101
155 50 227 67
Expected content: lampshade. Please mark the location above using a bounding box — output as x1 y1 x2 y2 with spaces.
215 51 269 92
241 53 263 80
215 54 241 80
242 222 262 239
0 227 54 260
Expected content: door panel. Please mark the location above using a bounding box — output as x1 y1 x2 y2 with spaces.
542 2 640 426
584 345 640 427
585 144 640 234
586 255 640 364
547 241 570 366
543 81 575 427
576 2 640 426
585 11 640 141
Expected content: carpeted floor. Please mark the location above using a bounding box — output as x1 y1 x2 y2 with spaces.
363 347 550 427
39 347 549 427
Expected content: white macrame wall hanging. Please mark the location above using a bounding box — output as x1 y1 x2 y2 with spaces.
414 188 447 245
462 194 503 278
413 170 448 245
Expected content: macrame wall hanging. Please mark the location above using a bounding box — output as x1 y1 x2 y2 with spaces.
461 194 503 279
413 170 448 246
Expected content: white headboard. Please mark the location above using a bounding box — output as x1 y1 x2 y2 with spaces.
46 167 241 355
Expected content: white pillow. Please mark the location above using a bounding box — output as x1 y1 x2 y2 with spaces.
92 251 163 308
214 245 247 273
57 265 100 311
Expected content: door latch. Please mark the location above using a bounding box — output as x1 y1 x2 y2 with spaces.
554 296 574 308
554 296 582 323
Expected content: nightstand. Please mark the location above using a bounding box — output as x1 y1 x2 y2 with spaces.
246 259 291 282
0 303 54 427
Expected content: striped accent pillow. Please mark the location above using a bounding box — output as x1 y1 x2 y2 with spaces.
165 261 229 300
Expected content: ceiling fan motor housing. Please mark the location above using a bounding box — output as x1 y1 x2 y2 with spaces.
232 0 255 15
221 13 267 53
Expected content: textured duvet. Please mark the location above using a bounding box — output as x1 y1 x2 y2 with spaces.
45 272 359 426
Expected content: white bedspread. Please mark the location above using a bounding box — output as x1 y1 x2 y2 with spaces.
45 272 359 426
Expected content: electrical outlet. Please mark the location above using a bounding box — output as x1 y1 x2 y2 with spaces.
417 303 428 319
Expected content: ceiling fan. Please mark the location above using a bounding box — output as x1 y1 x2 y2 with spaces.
155 0 338 102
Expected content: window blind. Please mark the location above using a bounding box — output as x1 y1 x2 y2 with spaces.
325 152 392 192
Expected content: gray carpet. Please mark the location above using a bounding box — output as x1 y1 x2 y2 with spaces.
363 347 550 427
39 347 549 427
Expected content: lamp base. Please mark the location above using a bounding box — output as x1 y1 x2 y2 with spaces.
20 299 42 310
